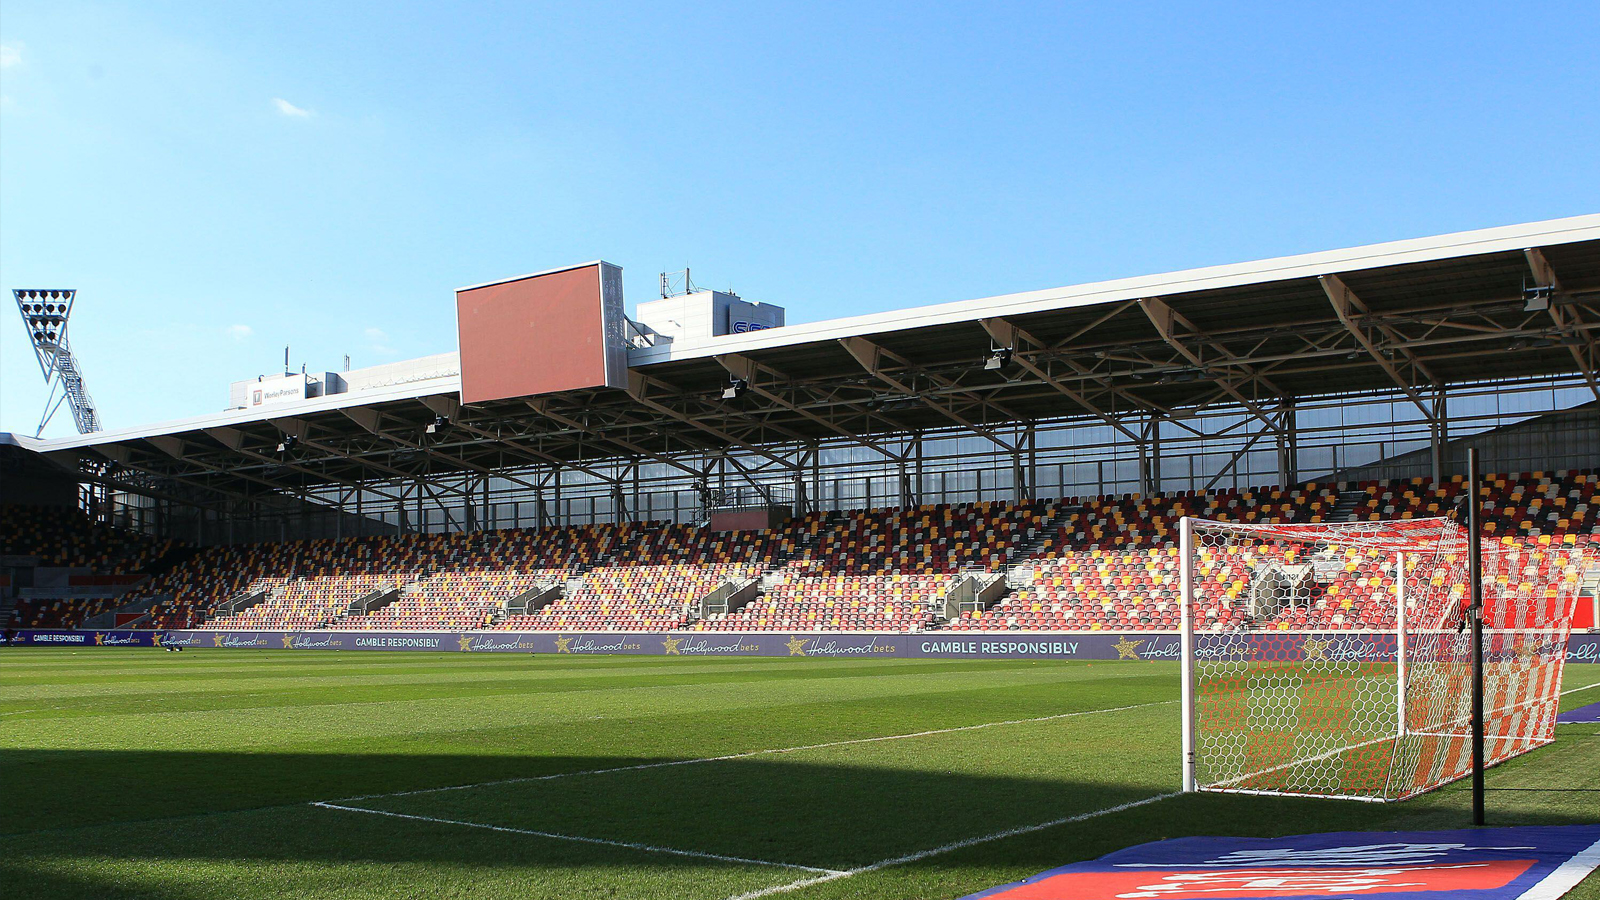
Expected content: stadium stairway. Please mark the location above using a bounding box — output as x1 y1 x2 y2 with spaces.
1330 488 1373 522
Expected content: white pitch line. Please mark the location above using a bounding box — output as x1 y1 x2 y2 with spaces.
1561 679 1600 697
719 792 1179 900
334 699 1176 803
1517 835 1600 900
311 801 842 875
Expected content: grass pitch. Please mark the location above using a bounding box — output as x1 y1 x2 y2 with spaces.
2 650 1596 900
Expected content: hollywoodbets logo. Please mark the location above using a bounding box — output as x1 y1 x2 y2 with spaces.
213 634 272 649
553 635 642 654
783 636 897 657
459 635 538 652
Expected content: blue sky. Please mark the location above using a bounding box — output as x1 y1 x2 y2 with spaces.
3 1 1597 437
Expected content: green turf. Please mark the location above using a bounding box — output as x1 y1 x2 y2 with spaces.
1 649 1596 900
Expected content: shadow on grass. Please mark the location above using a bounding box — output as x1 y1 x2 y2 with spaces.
2 746 1595 900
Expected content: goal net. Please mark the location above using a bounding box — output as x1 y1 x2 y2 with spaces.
1179 516 1585 802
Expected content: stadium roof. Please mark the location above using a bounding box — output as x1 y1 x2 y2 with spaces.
9 214 1600 503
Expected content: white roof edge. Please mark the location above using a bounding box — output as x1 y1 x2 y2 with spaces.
11 215 1597 453
630 213 1600 363
27 376 463 453
455 260 619 293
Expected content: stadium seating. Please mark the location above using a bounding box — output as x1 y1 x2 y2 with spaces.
12 470 1594 635
0 504 174 571
334 570 562 630
1 505 176 629
952 473 1597 633
130 523 632 630
504 563 759 631
495 521 807 630
10 596 128 629
696 501 1057 632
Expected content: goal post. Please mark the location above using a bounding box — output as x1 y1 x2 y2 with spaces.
1178 514 1584 803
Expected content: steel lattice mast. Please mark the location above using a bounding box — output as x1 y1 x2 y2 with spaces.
13 288 101 435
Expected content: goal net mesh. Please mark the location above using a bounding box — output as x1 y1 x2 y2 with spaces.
1184 517 1585 802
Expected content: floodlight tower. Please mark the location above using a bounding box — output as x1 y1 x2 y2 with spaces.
12 288 102 435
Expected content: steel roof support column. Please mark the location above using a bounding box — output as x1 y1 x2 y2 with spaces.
1277 400 1297 488
1135 416 1149 496
1153 415 1164 495
1026 422 1038 502
897 451 911 508
1431 388 1449 483
810 444 823 514
914 432 925 508
553 467 563 527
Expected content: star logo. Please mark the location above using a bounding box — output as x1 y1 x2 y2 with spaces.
662 637 684 655
458 635 475 652
1303 638 1331 661
94 633 106 646
554 635 573 654
1113 637 1145 660
785 636 809 657
152 633 163 648
282 635 296 649
212 634 224 648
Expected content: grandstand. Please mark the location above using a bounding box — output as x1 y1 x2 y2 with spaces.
2 216 1599 640
5 215 1600 900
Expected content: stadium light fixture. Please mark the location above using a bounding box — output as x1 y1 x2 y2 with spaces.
1523 283 1554 312
983 347 1013 371
12 288 101 435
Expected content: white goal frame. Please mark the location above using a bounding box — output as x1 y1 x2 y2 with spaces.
1178 515 1581 803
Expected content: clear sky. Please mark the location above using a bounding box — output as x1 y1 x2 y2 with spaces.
3 1 1597 437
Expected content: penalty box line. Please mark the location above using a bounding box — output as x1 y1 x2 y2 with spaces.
331 699 1177 804
720 792 1180 900
311 801 845 875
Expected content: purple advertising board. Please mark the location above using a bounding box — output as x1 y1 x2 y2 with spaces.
5 628 1598 662
960 824 1600 900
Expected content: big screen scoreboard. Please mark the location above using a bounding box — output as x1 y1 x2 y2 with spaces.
455 261 629 404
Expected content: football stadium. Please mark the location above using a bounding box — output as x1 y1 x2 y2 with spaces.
3 213 1599 899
